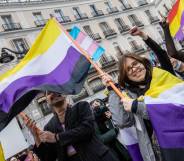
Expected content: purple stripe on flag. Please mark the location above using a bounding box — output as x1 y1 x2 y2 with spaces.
174 11 184 40
0 46 82 113
147 103 184 148
127 143 144 161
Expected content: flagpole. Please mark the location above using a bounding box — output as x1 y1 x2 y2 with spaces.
52 17 126 100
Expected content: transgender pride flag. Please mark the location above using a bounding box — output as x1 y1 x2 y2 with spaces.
70 26 105 61
0 19 91 131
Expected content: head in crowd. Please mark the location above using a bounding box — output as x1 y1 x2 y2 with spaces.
46 92 68 122
118 53 152 87
90 99 108 120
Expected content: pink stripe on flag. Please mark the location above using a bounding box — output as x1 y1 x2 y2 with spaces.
76 32 86 44
87 42 98 56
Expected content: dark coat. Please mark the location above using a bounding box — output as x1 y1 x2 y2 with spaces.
34 101 109 161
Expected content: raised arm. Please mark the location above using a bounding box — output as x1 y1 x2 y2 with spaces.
129 26 175 75
160 19 184 62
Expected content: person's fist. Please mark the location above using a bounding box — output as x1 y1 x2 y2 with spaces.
39 131 56 143
121 98 133 112
129 26 148 40
101 73 113 86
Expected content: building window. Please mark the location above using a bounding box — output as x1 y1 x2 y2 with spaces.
55 9 64 18
11 38 29 52
128 37 140 50
119 0 132 10
83 25 93 35
128 14 144 27
99 22 117 38
137 0 148 6
113 42 124 56
145 10 159 24
90 4 104 17
114 18 130 33
55 9 71 23
83 25 102 41
105 1 119 14
1 15 21 31
73 7 88 20
33 12 46 27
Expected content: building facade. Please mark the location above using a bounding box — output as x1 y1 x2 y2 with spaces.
0 0 179 146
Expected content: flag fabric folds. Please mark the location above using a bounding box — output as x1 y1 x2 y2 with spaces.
0 143 5 161
144 67 184 161
0 19 90 131
70 26 105 61
117 126 144 161
167 0 184 41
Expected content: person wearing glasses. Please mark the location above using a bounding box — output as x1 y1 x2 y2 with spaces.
100 26 179 161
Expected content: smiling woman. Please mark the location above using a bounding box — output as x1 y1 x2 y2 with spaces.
118 53 152 89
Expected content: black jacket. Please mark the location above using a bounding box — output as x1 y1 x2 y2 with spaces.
34 101 109 161
144 36 176 75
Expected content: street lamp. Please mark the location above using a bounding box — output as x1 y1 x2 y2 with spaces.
0 48 15 64
0 47 28 64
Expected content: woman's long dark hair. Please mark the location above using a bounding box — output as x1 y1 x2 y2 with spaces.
118 53 153 95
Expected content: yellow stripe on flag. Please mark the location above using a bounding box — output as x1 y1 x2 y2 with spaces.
169 0 184 36
0 19 61 81
145 67 183 98
0 143 5 161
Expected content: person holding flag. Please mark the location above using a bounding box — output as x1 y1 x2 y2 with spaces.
25 92 120 161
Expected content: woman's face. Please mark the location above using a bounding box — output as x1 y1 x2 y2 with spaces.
125 57 146 82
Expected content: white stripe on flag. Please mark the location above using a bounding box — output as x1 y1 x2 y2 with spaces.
117 126 138 146
80 36 93 51
0 32 74 93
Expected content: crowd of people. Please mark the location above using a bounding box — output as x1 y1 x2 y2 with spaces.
9 18 184 161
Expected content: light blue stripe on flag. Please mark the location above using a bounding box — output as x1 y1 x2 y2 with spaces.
70 26 80 40
93 47 105 61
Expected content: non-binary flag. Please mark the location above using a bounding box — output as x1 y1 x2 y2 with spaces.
70 26 105 61
167 0 184 40
0 143 5 161
0 19 91 131
144 67 184 161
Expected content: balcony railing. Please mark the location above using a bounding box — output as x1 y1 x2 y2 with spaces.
132 46 145 54
74 13 88 21
91 10 104 17
89 33 102 41
100 56 116 67
103 29 117 39
137 0 148 6
149 16 160 24
118 25 130 33
2 23 22 31
121 5 132 11
34 19 48 27
56 16 71 23
107 7 119 14
131 21 144 27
